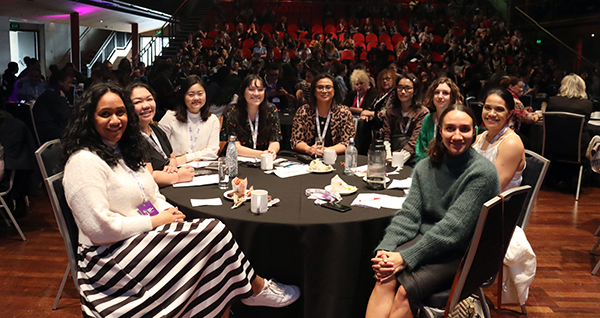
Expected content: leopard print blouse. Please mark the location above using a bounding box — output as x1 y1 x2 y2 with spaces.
290 103 355 150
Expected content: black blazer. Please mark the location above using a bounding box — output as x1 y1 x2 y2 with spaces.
146 123 174 171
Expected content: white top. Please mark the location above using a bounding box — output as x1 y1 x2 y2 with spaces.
158 110 220 162
473 131 525 190
64 149 172 246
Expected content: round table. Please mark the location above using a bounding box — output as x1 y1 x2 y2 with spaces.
161 155 413 318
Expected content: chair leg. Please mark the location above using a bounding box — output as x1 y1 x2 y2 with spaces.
1 207 11 226
575 165 583 201
0 196 26 241
521 304 527 315
595 224 600 236
53 263 71 310
592 259 600 276
591 238 600 255
475 287 491 318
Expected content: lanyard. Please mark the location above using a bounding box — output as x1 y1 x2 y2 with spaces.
188 120 201 151
248 112 259 149
433 114 438 137
315 110 332 143
118 161 147 202
354 94 364 108
399 113 413 134
488 125 509 145
142 130 168 159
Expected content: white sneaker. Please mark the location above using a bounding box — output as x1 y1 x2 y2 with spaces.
241 279 300 308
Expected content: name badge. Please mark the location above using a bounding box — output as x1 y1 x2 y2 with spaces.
137 201 159 216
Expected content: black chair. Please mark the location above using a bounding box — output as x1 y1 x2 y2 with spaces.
3 101 41 147
35 139 63 180
421 186 532 318
0 170 27 241
542 111 585 200
519 150 550 231
466 97 483 127
45 172 80 310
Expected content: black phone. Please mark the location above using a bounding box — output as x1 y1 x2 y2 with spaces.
321 202 352 213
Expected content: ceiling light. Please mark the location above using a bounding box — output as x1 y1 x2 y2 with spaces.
100 20 103 23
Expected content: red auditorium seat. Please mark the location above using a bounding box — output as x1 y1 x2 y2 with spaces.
385 42 394 51
324 25 336 34
373 19 382 27
202 39 213 48
385 20 395 27
207 30 219 39
288 31 298 39
431 52 442 62
338 33 345 41
242 48 252 59
410 43 420 49
379 34 391 43
324 18 335 26
355 41 366 51
340 50 355 61
312 17 322 26
366 33 378 43
367 41 378 52
392 34 404 45
299 31 308 40
359 51 367 61
432 35 443 44
261 24 273 33
353 33 365 43
278 5 289 12
398 20 408 28
226 23 234 32
242 39 254 49
401 26 410 35
312 25 323 34
273 48 281 59
288 24 298 34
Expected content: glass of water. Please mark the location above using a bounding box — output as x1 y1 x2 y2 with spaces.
218 157 229 190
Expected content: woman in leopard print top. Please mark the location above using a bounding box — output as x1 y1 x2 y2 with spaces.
291 73 355 156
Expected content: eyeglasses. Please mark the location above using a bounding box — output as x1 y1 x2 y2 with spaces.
316 85 334 91
397 86 414 92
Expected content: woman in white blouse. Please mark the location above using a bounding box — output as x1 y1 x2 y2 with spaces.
159 75 220 164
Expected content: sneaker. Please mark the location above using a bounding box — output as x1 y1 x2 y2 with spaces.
241 279 300 308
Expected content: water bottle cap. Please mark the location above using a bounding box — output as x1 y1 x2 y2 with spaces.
229 135 236 142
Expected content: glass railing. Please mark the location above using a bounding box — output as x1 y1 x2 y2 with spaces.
86 31 132 77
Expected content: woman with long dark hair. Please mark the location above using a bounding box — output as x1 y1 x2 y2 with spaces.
158 75 220 164
62 83 300 318
126 82 195 187
220 75 282 158
291 73 355 156
414 77 464 162
473 88 526 191
382 73 429 162
366 104 500 318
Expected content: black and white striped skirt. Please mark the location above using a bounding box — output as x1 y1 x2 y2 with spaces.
77 218 255 318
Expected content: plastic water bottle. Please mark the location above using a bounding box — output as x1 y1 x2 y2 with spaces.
226 135 238 178
344 138 358 175
367 130 386 190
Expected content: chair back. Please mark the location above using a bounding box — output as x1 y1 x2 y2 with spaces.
465 97 483 127
542 111 585 164
35 139 63 180
445 186 531 316
45 172 79 291
519 150 550 231
3 101 41 147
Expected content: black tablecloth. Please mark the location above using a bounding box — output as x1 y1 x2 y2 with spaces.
161 155 412 318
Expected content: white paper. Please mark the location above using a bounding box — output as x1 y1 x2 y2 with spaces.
273 165 310 178
387 178 412 189
190 198 223 207
351 193 406 209
180 161 215 168
354 165 368 177
173 174 220 187
238 156 260 163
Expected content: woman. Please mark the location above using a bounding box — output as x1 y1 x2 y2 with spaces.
221 75 282 159
344 69 379 116
295 67 318 106
126 82 195 187
61 83 300 318
360 69 397 125
414 77 464 162
473 88 526 191
291 73 355 156
365 104 500 318
382 74 429 161
546 73 593 156
500 76 540 129
159 75 220 164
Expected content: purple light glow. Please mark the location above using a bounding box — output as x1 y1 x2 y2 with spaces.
32 4 102 20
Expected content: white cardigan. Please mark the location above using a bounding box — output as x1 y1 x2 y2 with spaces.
158 110 220 162
63 149 173 246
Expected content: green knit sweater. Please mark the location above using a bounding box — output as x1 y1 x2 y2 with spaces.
376 147 500 270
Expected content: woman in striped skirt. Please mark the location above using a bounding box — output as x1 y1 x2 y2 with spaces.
61 83 299 318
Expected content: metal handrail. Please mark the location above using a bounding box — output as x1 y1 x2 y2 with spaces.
138 0 188 66
514 6 595 68
86 31 132 77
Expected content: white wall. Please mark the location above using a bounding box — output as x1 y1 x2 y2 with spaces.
0 16 11 74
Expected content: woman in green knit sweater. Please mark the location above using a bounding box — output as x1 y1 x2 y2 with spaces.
365 104 500 318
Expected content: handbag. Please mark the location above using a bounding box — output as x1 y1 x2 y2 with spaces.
447 296 483 318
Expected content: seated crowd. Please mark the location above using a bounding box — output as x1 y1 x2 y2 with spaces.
3 1 599 317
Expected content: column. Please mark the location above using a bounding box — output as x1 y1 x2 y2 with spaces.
132 23 139 67
70 12 80 71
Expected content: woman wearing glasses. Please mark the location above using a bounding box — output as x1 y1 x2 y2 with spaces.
220 75 282 158
382 74 429 162
158 75 220 164
291 73 355 156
